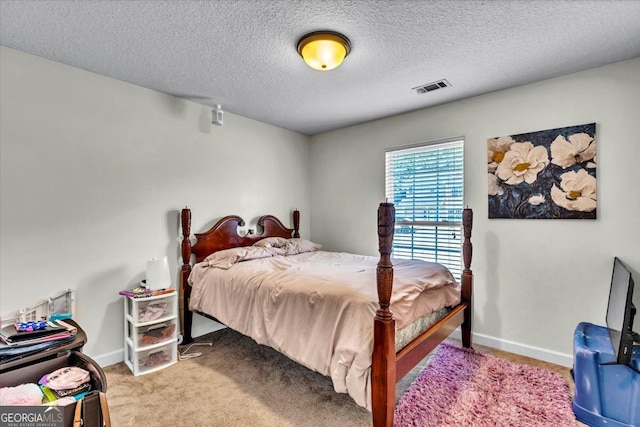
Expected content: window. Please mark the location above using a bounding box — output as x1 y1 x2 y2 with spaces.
385 138 464 279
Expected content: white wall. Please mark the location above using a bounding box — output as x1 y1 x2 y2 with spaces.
2 45 638 368
0 47 310 363
309 57 640 366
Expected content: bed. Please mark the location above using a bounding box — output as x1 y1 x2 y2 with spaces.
179 203 473 427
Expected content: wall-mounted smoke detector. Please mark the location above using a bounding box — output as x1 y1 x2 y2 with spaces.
212 104 224 126
412 79 451 95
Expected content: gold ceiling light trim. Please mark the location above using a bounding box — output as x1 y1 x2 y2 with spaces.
297 31 351 71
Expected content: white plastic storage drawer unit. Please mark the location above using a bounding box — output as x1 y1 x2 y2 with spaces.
123 290 178 376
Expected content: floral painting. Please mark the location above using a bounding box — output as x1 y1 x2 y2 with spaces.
488 123 596 219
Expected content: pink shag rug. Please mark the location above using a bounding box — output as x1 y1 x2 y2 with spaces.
394 343 576 427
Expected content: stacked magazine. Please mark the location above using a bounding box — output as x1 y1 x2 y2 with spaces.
0 319 76 347
119 286 175 298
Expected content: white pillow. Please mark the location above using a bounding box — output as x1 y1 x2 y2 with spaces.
203 246 277 269
287 238 322 253
252 237 289 248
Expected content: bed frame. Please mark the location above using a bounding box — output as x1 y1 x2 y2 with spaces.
179 203 473 427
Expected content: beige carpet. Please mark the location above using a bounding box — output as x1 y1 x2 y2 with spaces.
103 328 579 426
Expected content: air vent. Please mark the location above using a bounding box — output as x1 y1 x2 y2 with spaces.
413 79 451 95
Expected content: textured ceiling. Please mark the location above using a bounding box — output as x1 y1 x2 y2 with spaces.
1 1 639 135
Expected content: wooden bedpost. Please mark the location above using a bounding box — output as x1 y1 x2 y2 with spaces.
461 208 473 348
293 210 300 238
372 202 396 427
180 207 194 345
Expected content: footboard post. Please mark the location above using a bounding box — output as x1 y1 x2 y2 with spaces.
181 208 194 345
372 202 396 427
461 208 473 348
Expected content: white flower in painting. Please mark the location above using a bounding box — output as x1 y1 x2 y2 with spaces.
550 133 596 168
528 194 545 206
495 141 549 185
488 173 504 196
487 136 515 172
550 169 596 212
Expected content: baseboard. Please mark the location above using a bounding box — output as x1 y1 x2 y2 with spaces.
94 326 572 369
191 320 226 340
93 322 226 368
449 329 573 368
92 348 123 368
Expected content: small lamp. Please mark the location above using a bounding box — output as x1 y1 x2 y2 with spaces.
297 31 351 71
146 256 172 290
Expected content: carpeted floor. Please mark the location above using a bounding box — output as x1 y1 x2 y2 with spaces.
103 328 581 426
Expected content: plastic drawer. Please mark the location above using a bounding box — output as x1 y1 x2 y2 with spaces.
125 341 177 376
126 294 177 325
130 319 177 349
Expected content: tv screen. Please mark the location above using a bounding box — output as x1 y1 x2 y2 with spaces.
606 257 636 366
634 266 640 339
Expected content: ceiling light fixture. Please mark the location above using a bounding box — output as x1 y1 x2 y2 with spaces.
297 31 351 71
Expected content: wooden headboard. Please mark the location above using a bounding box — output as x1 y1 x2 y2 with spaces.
188 213 300 263
179 208 300 342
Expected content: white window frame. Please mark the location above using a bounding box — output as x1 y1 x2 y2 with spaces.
385 137 464 279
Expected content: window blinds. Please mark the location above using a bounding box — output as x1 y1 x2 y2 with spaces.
385 138 464 279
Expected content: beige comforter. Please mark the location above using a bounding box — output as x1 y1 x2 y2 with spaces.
188 246 459 409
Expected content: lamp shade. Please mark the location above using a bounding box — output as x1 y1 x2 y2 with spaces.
146 256 172 290
297 31 351 71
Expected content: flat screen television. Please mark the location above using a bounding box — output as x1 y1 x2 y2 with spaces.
606 257 638 366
